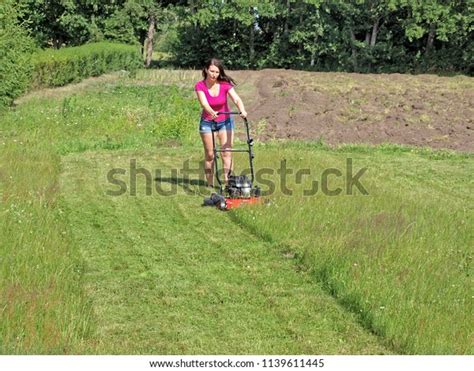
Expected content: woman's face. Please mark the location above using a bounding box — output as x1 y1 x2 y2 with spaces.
206 65 220 81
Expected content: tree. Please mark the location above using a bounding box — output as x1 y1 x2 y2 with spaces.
10 0 472 73
400 0 469 54
142 1 177 67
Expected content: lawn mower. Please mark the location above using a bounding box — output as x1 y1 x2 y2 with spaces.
203 111 261 211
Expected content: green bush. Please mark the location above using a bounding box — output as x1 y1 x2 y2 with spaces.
0 1 36 108
31 42 142 88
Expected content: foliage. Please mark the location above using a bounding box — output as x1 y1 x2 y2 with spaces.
11 0 473 74
31 42 142 88
17 0 95 47
0 0 36 108
169 0 473 74
16 0 175 48
102 1 147 45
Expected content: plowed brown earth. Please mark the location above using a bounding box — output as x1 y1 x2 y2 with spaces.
231 69 473 152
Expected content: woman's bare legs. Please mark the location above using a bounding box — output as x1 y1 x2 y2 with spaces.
200 132 216 187
200 129 234 187
217 129 234 183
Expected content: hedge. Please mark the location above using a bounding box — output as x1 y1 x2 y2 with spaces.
31 42 142 89
1 41 142 109
0 1 36 108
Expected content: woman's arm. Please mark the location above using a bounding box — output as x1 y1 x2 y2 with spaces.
228 88 247 118
196 91 218 119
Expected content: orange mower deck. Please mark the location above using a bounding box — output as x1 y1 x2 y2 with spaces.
224 196 262 210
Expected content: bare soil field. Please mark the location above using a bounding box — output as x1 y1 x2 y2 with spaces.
231 69 473 152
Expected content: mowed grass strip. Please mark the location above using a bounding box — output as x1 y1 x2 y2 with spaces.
59 148 389 354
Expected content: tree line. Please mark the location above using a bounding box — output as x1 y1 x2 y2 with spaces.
10 0 474 74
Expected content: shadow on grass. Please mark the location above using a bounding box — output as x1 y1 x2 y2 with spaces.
154 176 210 194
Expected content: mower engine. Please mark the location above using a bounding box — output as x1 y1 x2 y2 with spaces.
225 175 260 198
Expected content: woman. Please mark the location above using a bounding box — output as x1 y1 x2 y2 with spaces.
195 58 247 188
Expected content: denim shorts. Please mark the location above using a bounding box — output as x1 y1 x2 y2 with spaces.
199 117 234 134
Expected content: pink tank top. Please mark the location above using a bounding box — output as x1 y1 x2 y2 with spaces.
195 80 233 122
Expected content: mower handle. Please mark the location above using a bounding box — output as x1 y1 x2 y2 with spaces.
216 111 241 116
210 111 255 190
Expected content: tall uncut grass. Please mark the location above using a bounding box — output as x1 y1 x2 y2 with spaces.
3 82 200 155
232 145 473 354
0 145 91 353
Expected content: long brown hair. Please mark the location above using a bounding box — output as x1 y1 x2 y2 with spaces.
202 58 236 85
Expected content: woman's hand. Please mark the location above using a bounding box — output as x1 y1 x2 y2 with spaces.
208 110 218 119
240 110 247 119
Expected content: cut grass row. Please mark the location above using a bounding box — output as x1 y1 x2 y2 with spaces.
1 72 472 354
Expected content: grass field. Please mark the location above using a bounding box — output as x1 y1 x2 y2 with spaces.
0 71 472 354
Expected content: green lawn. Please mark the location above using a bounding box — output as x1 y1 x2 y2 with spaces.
0 71 472 354
57 148 388 354
232 143 473 354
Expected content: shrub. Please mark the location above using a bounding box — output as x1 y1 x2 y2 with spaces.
0 1 36 108
31 42 142 88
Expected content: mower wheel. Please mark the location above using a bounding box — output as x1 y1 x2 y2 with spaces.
252 187 261 197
